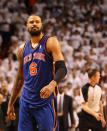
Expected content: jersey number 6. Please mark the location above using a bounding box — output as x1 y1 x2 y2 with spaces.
29 62 37 76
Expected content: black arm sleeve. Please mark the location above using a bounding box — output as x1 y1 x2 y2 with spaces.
53 60 67 83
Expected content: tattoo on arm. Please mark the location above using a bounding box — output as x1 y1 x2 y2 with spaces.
9 45 24 105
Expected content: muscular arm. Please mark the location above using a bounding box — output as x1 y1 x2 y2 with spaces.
46 37 66 86
40 37 67 98
48 37 67 83
8 44 24 106
46 37 64 61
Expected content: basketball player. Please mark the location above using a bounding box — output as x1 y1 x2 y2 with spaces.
79 69 106 131
7 15 67 131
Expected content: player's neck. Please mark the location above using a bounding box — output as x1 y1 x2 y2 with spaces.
31 33 44 44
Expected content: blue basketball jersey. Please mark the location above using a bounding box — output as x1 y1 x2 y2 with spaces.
21 35 54 107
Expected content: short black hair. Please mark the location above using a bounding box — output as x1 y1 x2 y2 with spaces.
87 69 99 78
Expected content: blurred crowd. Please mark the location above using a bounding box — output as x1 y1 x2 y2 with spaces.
0 0 107 130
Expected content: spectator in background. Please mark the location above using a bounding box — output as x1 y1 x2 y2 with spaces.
24 0 36 14
0 80 19 131
0 82 10 131
0 59 6 77
57 87 65 131
57 84 76 131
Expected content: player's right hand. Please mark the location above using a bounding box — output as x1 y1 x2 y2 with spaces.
95 113 102 121
40 80 57 99
7 104 16 120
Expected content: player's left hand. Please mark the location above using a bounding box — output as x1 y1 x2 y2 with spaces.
40 80 57 98
101 118 106 127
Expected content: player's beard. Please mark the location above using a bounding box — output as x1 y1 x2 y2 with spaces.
29 29 42 36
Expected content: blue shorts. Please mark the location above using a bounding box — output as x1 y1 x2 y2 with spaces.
18 99 59 131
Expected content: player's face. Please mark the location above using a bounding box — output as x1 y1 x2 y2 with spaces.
93 71 100 84
27 15 42 36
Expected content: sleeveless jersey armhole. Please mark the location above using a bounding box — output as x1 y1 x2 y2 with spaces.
22 41 28 61
23 41 27 51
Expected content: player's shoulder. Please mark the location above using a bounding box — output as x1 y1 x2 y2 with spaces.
48 35 57 40
18 42 27 52
46 36 60 48
17 43 25 59
17 43 24 53
47 36 58 42
19 43 25 49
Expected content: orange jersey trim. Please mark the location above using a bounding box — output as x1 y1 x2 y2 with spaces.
52 98 57 131
44 36 53 59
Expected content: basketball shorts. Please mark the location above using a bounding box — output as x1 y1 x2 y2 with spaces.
18 99 59 131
